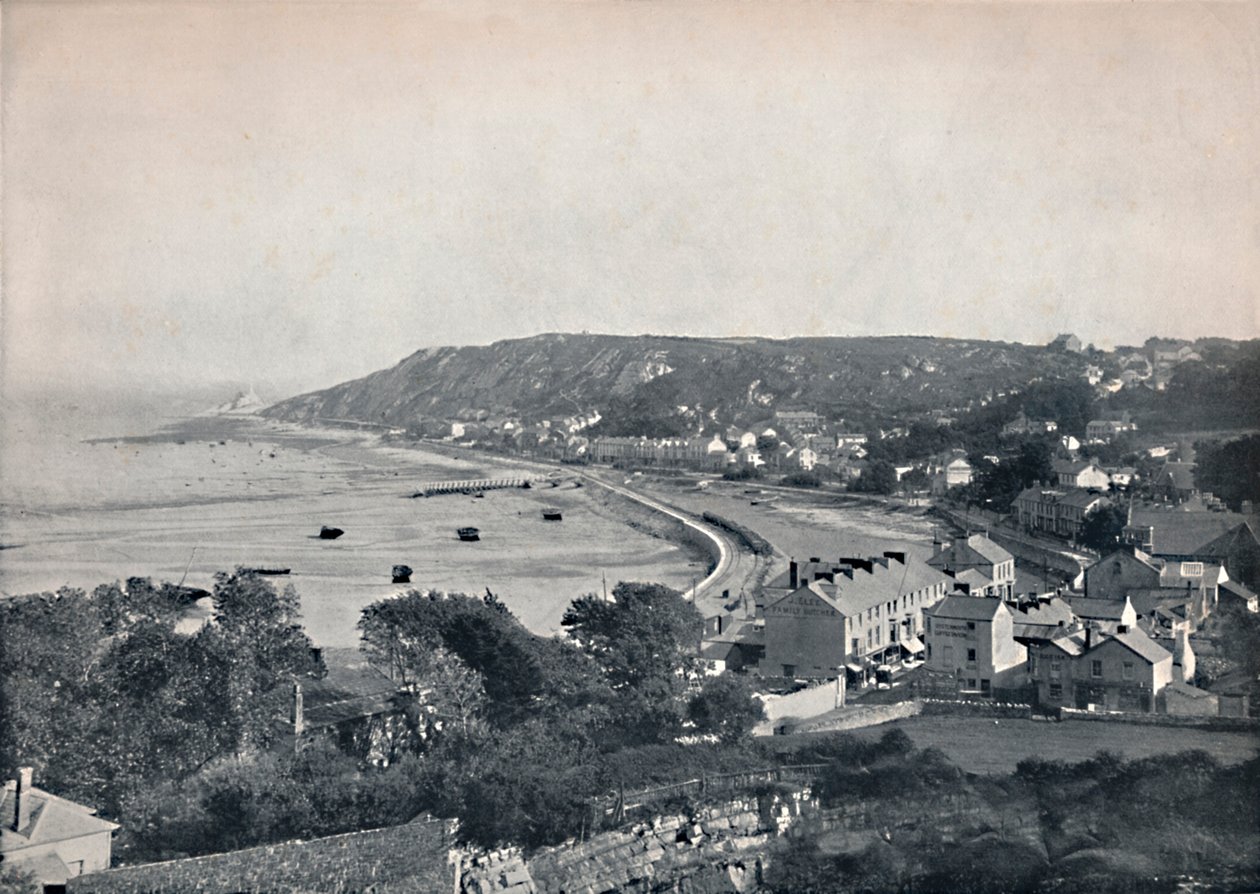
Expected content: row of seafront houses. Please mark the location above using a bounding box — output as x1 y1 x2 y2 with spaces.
703 529 1258 716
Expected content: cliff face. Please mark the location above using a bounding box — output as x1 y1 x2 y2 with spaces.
262 333 1089 433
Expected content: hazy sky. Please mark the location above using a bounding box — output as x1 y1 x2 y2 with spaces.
3 1 1258 398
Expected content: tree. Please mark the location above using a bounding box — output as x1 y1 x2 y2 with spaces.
562 583 702 691
851 460 897 495
1195 434 1260 511
1078 503 1127 551
687 675 766 743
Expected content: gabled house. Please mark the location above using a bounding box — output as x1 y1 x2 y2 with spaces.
923 597 1027 697
1084 547 1163 600
927 534 1015 599
1052 459 1111 490
760 553 949 679
1030 626 1172 713
1 768 118 890
1152 462 1198 504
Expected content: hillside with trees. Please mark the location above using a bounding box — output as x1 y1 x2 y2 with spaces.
262 333 1094 435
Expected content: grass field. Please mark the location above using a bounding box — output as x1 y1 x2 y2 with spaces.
839 715 1260 773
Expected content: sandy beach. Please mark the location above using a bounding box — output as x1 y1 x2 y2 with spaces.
0 412 698 647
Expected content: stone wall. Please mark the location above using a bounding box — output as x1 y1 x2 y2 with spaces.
68 818 456 894
1058 707 1260 731
782 700 924 735
460 791 815 894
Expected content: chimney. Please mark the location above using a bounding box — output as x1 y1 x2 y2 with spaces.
789 559 798 589
11 767 33 832
1084 626 1092 651
883 550 906 565
1116 624 1128 634
292 681 305 737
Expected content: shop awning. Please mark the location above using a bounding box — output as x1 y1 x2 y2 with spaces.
845 663 865 674
900 638 925 655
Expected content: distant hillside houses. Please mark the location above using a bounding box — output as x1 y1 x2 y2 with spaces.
589 435 730 470
1001 411 1059 437
1085 411 1137 444
1051 458 1111 490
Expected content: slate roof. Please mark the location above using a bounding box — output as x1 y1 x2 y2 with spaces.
1194 521 1260 559
1012 597 1075 632
300 664 404 729
1044 630 1088 657
927 534 1013 569
1065 596 1132 621
1162 680 1216 700
1127 506 1254 556
1156 462 1198 491
0 782 117 855
928 595 1006 621
769 556 948 620
951 568 993 591
1100 628 1172 665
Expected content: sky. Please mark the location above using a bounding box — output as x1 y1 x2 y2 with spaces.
3 1 1258 399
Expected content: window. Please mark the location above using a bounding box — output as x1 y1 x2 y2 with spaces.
1091 660 1103 678
926 643 932 659
782 665 796 677
925 617 932 633
1028 652 1037 672
1123 662 1134 680
967 648 977 663
851 638 860 655
943 645 954 664
1181 562 1203 577
981 679 991 695
967 621 975 631
1049 682 1063 698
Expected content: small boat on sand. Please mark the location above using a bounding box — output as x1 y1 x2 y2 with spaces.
457 527 480 542
248 568 291 576
319 526 345 540
542 508 563 521
392 564 413 584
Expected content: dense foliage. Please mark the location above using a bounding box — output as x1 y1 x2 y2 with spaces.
0 572 322 860
1078 504 1129 551
1194 434 1260 511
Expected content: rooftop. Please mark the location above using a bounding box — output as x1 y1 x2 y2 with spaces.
0 780 118 855
928 595 1006 621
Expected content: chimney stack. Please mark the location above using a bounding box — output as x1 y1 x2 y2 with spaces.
789 559 798 589
1084 626 1092 651
11 767 33 832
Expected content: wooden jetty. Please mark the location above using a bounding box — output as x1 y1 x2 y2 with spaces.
411 477 535 498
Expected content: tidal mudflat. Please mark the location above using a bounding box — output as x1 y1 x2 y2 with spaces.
0 414 696 646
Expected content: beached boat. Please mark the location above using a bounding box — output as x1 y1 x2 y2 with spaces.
456 527 480 542
248 567 291 576
392 564 412 584
542 508 563 521
319 526 345 540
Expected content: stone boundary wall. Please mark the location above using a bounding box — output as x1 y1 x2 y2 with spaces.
68 819 455 894
785 700 924 735
753 679 845 733
1058 707 1260 732
920 698 1035 719
461 790 815 894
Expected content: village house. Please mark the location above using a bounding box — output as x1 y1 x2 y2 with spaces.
1124 503 1259 588
923 596 1027 698
1051 458 1111 490
773 410 824 434
286 660 416 764
1001 411 1059 438
1151 461 1198 504
1 768 118 890
759 553 949 681
1048 333 1083 353
931 457 974 494
1014 487 1111 540
926 534 1016 599
1063 595 1139 634
1085 413 1137 444
1029 626 1173 713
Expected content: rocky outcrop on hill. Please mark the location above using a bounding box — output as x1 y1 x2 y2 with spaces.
262 333 1089 434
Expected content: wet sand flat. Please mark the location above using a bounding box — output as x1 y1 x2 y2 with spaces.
0 417 694 646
